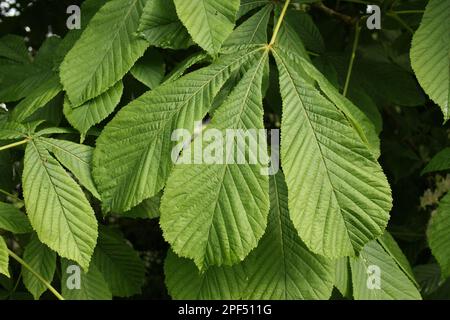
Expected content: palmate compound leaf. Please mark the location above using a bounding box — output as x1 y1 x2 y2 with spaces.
63 81 124 141
0 202 32 234
160 49 270 270
411 0 450 121
242 171 334 299
60 0 148 107
0 236 9 277
173 0 240 55
23 139 98 271
22 234 56 300
350 238 421 300
427 192 450 279
93 48 265 213
164 171 334 299
273 48 392 259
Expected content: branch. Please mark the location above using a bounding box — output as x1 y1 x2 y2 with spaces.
314 2 358 25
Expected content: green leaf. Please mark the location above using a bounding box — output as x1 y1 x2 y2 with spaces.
0 202 32 234
61 259 112 300
422 147 450 174
94 227 145 297
0 237 9 277
38 137 101 199
174 0 240 54
237 0 270 19
60 0 148 106
411 0 449 120
273 48 392 258
55 0 108 65
378 231 418 286
297 54 381 158
350 239 421 300
242 171 334 299
93 48 263 212
285 12 324 54
160 51 270 269
0 121 28 140
123 192 161 219
427 192 450 279
138 0 192 50
10 74 62 123
165 250 246 299
414 264 444 296
63 81 123 140
23 140 98 271
0 35 30 64
273 5 309 61
222 4 272 53
163 52 209 83
334 257 352 298
22 234 56 300
131 49 165 89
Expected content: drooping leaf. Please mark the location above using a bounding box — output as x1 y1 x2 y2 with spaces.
61 259 112 300
131 49 165 89
242 171 334 299
60 0 148 106
138 0 192 50
422 147 450 174
0 202 32 234
63 81 123 140
427 192 450 279
350 239 421 300
38 137 101 199
93 48 263 212
273 48 392 258
0 237 9 277
23 140 98 270
22 234 56 300
173 0 240 54
165 250 246 299
160 50 270 269
411 0 449 120
93 226 145 297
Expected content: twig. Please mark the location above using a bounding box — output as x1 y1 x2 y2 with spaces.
314 2 358 25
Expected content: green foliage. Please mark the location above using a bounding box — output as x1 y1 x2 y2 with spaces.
410 0 449 120
0 0 449 300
